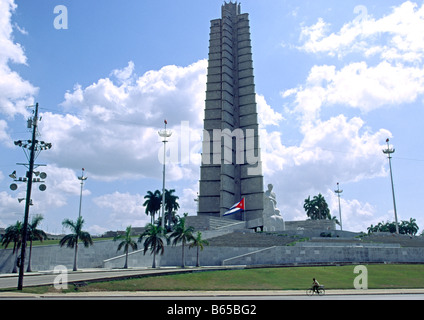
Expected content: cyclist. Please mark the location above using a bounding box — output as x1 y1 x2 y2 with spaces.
312 278 320 293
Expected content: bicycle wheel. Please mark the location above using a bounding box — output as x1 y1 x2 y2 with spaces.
306 289 314 296
317 288 325 295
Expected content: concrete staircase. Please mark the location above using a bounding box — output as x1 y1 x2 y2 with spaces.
206 232 300 247
186 216 246 232
209 217 246 230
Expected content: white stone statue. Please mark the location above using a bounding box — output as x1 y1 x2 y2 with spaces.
263 184 285 231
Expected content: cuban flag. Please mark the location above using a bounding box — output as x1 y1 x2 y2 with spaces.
223 198 245 216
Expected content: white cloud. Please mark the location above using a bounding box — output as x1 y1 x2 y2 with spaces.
0 119 12 145
92 191 148 230
291 2 424 129
2 165 86 219
3 0 417 234
0 0 26 65
267 2 424 231
257 93 284 127
283 61 424 126
39 60 207 181
0 0 39 228
0 57 208 231
91 184 200 233
0 191 22 227
178 183 200 216
261 114 390 225
298 1 424 64
274 2 424 218
110 61 135 85
324 61 424 110
13 22 28 36
0 0 37 118
44 165 90 197
326 189 391 232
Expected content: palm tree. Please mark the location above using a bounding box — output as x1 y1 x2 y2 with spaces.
303 194 331 220
59 216 93 271
189 231 209 267
164 189 180 230
138 223 166 268
367 219 420 235
114 225 138 269
303 196 315 219
313 193 330 220
1 221 23 273
169 213 195 268
143 190 162 223
404 218 419 236
330 215 341 227
26 214 47 272
367 224 376 234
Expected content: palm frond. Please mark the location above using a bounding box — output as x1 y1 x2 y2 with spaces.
59 234 77 248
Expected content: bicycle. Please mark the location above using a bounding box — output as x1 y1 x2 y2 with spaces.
306 285 325 296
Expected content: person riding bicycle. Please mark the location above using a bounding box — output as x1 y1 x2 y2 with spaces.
312 278 320 293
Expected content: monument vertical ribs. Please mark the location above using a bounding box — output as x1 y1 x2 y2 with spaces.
199 2 264 228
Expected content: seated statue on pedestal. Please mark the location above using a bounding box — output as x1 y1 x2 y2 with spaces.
263 184 285 231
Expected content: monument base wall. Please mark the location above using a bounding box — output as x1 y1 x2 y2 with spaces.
285 220 336 231
2 236 424 273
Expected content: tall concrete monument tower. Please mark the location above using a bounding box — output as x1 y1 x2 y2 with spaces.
198 2 264 229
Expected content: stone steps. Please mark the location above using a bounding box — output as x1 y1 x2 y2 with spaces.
206 232 299 247
209 217 245 230
186 216 246 231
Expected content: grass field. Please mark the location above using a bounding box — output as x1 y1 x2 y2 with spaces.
20 264 424 294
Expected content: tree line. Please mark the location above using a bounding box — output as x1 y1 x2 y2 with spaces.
304 193 420 236
367 218 419 236
2 190 421 273
1 189 208 272
114 213 209 269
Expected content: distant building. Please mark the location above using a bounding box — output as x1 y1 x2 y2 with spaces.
101 227 145 238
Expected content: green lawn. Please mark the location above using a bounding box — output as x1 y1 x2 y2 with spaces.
19 264 424 294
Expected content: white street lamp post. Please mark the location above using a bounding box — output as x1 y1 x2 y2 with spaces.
334 182 343 231
158 120 172 233
78 168 88 218
382 138 399 234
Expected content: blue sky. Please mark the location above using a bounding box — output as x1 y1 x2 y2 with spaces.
1 0 424 235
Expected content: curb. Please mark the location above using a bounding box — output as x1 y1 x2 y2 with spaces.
1 289 424 299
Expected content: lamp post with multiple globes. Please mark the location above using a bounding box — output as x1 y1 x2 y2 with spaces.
8 103 52 290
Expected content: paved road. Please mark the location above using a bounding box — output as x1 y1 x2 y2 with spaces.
1 290 424 300
1 267 423 300
0 267 229 289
